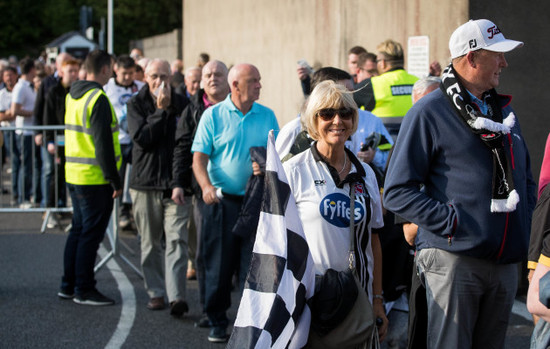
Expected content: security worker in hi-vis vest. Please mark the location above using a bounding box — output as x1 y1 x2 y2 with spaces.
58 50 122 306
354 39 419 139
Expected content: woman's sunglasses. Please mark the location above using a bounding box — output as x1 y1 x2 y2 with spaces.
317 108 354 121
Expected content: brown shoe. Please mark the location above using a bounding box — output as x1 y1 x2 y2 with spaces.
147 297 165 310
186 268 197 280
170 299 189 317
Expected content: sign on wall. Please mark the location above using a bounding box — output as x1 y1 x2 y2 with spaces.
407 35 430 78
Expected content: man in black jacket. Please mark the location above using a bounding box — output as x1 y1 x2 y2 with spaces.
171 60 229 327
34 52 73 207
127 59 190 317
43 59 80 212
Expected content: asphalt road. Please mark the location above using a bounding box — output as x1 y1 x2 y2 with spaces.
0 211 242 349
0 209 536 349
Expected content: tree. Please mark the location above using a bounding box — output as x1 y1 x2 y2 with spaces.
0 0 182 59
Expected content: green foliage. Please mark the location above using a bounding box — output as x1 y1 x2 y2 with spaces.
111 0 182 55
0 0 181 59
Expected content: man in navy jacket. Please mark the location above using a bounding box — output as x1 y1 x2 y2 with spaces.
384 19 536 348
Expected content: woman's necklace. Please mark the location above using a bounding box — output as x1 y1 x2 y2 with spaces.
337 153 347 175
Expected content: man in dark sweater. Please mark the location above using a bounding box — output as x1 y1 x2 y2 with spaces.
34 53 73 207
171 60 229 327
384 19 536 348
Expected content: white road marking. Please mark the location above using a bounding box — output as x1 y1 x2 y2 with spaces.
98 246 136 349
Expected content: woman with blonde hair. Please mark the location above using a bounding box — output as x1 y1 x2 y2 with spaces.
283 80 388 347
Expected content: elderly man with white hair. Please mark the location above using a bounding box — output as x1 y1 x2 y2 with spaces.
126 59 191 317
172 60 230 325
191 63 278 343
176 66 201 99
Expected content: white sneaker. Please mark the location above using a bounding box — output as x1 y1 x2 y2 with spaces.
119 216 131 229
19 201 32 209
46 216 57 229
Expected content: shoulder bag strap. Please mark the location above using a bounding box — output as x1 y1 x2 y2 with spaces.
349 182 356 271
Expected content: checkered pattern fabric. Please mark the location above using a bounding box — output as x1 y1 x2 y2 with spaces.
228 131 316 349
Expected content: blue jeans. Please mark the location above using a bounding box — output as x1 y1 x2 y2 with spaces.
200 196 253 328
13 134 32 202
32 141 42 206
41 146 54 207
5 131 17 198
47 148 66 208
61 184 113 295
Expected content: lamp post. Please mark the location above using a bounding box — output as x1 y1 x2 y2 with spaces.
107 0 113 54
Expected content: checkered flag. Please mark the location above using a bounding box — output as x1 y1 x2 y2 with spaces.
227 131 316 349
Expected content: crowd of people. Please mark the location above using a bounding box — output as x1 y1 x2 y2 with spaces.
0 17 548 348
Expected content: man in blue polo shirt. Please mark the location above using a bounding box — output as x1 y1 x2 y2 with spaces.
192 63 278 343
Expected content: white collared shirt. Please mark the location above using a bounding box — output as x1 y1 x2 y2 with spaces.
12 79 36 135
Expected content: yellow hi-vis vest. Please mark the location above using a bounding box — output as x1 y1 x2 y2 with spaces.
64 88 121 185
371 69 419 122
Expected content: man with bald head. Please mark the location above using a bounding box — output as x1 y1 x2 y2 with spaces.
126 59 191 317
173 60 230 204
191 63 278 343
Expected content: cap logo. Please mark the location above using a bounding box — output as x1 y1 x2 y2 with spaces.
487 25 501 39
469 39 477 49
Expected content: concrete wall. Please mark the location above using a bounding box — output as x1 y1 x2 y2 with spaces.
183 0 467 126
132 29 182 62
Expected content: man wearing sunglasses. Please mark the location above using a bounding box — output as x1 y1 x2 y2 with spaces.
353 39 418 139
354 52 379 83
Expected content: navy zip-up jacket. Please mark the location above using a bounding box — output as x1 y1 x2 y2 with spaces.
384 88 536 264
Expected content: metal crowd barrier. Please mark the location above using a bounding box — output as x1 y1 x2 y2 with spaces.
0 125 71 231
0 124 141 277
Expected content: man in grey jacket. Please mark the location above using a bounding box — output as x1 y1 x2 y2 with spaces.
384 19 536 348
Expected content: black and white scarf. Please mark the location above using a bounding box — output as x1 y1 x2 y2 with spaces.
440 63 519 212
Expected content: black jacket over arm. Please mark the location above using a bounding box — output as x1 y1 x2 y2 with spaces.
34 74 58 127
43 80 69 144
172 89 207 195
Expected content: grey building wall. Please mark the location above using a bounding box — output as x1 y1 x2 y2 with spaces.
131 29 182 62
182 0 467 125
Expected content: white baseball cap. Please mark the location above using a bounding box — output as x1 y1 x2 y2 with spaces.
449 19 523 59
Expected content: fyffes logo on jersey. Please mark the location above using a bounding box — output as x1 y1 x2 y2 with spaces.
319 193 365 228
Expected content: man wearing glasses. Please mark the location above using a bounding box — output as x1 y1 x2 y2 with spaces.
353 39 418 139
